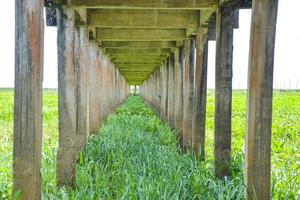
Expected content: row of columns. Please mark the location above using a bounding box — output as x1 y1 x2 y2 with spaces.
140 1 279 199
13 2 130 199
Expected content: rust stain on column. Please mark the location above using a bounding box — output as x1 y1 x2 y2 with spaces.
245 0 278 199
13 0 44 199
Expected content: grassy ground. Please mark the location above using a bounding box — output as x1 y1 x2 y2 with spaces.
0 89 299 199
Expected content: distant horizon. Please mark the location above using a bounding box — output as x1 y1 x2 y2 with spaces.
1 1 300 89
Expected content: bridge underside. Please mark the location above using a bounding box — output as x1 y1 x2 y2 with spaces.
14 0 279 200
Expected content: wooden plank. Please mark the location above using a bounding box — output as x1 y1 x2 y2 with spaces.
101 41 177 49
56 7 77 187
193 28 208 159
13 0 44 198
96 28 187 41
245 0 278 199
182 38 196 151
214 6 234 179
87 9 199 29
64 0 217 9
174 48 184 148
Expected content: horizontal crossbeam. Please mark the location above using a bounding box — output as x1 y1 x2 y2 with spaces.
62 0 217 9
96 28 187 41
87 9 199 29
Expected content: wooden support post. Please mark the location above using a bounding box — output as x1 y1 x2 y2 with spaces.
74 26 89 150
160 62 168 122
101 55 109 120
158 67 163 118
167 54 175 128
174 48 184 148
245 0 278 199
214 6 234 178
182 38 196 151
193 29 209 159
13 0 44 198
56 7 77 187
88 43 101 134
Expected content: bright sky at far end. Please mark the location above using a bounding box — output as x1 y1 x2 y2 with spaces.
0 0 299 89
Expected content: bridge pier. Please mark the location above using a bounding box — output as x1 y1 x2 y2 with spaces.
214 6 234 179
245 0 278 199
13 0 44 198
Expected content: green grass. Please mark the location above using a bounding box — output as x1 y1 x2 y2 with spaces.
0 89 299 199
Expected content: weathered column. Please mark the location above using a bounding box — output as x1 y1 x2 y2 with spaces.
174 48 184 148
158 67 163 118
193 29 209 159
214 6 234 178
245 0 278 199
89 43 101 134
56 7 77 187
101 56 109 119
13 0 44 198
167 54 175 128
160 63 167 121
74 26 89 150
182 38 196 151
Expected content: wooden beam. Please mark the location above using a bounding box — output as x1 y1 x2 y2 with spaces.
96 28 187 41
245 0 278 199
100 41 177 49
13 0 44 198
74 26 89 150
88 43 102 134
182 38 196 151
105 48 171 54
64 0 217 9
87 9 199 29
174 48 184 148
112 58 163 63
167 53 175 128
109 54 168 59
56 7 77 187
193 28 208 159
214 6 234 179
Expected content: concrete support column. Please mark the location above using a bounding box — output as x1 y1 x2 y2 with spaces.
13 0 44 198
245 0 278 199
193 29 209 159
182 38 196 151
174 48 184 147
214 6 234 178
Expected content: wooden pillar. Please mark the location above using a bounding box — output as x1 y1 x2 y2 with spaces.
158 67 163 118
245 0 278 199
174 48 184 147
214 6 234 178
160 63 167 121
167 54 175 128
88 43 101 134
13 0 44 198
193 29 209 159
101 56 108 119
74 26 89 150
182 38 196 151
56 7 77 187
